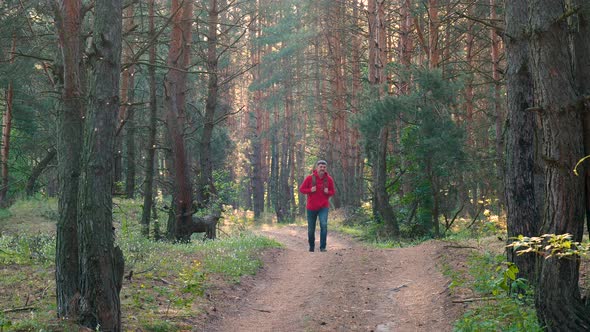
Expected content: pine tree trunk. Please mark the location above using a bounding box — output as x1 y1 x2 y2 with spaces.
124 104 136 198
428 0 439 68
504 0 539 283
164 0 194 241
349 0 363 208
199 0 219 204
490 0 504 209
326 0 345 209
249 2 264 216
529 0 590 329
269 110 279 216
141 0 158 237
375 127 398 235
54 0 83 318
277 75 293 223
0 34 16 205
122 4 136 199
571 1 590 239
368 0 397 235
77 0 124 329
399 0 413 199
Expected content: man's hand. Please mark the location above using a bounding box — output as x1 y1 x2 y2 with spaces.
324 187 328 194
311 186 317 192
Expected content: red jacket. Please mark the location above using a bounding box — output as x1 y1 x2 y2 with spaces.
299 170 336 211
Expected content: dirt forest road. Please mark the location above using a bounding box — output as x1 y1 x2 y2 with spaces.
206 225 461 332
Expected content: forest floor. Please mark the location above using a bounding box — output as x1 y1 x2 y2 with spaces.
204 225 464 332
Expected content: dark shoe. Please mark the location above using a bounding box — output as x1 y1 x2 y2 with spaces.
309 248 314 252
320 248 327 252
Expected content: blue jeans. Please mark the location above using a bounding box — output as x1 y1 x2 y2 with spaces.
307 208 328 251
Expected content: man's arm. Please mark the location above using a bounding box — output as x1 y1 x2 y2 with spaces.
299 176 312 194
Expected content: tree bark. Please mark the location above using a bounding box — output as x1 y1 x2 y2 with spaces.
326 0 345 209
528 0 590 329
571 1 590 240
368 0 398 235
141 0 159 237
122 4 136 199
199 0 219 204
490 0 504 210
249 1 264 217
269 108 279 216
375 127 398 236
77 0 124 330
349 0 364 209
164 0 194 241
54 0 83 318
0 33 16 206
428 0 440 68
277 69 293 223
503 0 539 283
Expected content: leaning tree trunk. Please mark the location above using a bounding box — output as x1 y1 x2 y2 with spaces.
529 0 590 329
141 0 158 237
53 0 83 318
26 147 57 196
77 0 125 329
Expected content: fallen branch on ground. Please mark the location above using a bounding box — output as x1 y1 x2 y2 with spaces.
444 245 478 249
153 277 172 285
452 297 499 303
3 306 36 313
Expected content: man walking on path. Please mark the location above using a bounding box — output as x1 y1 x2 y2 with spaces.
299 160 336 252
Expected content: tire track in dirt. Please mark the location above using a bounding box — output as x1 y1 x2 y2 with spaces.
207 226 460 331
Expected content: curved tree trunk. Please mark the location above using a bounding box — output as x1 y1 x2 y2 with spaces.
26 147 57 196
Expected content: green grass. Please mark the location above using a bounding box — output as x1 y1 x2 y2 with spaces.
444 251 542 332
0 197 57 234
0 197 282 330
0 233 55 266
